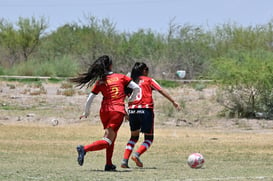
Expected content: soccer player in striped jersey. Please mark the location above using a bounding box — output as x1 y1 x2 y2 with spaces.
121 62 181 168
70 55 140 171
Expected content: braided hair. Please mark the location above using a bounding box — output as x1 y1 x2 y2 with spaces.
70 55 112 88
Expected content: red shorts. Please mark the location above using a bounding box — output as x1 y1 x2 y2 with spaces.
100 111 124 132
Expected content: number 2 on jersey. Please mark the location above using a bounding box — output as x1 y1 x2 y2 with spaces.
111 86 119 98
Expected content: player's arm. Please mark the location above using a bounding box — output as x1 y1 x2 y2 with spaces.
150 78 181 111
127 81 140 102
80 92 97 119
158 89 181 111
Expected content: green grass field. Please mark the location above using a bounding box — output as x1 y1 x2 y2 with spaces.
1 122 273 181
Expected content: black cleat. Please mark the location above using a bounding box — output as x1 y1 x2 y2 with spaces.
104 164 117 171
76 145 86 166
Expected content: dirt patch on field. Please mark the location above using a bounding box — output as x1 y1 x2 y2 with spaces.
1 80 273 132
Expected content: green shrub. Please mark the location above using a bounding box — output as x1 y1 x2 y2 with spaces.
10 61 36 76
156 79 180 88
192 83 207 91
211 49 273 119
3 56 79 77
52 56 79 77
0 66 5 75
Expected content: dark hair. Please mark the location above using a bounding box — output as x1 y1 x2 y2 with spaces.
125 62 148 95
131 62 148 83
70 55 112 88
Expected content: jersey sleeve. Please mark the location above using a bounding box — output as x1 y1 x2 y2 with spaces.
91 81 100 94
123 74 132 86
150 78 162 91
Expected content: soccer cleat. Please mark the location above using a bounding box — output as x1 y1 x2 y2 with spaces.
131 154 143 167
121 159 130 168
121 163 130 168
104 164 117 171
76 145 86 166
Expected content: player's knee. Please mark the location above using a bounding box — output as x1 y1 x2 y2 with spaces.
103 137 113 145
144 134 154 142
130 135 139 142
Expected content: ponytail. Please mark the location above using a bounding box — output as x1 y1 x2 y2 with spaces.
70 55 112 88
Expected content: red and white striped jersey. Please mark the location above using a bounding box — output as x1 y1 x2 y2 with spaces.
128 76 161 109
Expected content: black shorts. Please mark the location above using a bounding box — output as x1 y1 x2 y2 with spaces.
128 108 154 134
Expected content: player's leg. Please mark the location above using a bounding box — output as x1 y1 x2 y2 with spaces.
133 134 154 156
131 109 154 167
83 112 117 152
76 111 118 167
105 132 116 171
76 128 113 166
121 130 140 168
121 109 141 168
104 111 124 171
84 128 114 151
131 134 154 168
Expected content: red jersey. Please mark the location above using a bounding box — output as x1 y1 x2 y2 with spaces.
128 76 161 109
92 73 131 114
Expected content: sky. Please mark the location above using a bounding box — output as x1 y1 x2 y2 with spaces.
1 0 273 34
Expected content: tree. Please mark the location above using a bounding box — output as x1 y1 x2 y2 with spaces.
0 19 20 66
17 16 48 61
211 49 273 119
0 17 48 66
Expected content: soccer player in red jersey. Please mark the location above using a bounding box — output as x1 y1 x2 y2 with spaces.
70 55 140 171
121 62 181 168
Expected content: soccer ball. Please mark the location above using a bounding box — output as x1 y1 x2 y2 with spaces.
187 153 205 168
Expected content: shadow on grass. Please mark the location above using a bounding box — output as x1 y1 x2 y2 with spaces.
80 169 132 173
81 167 157 173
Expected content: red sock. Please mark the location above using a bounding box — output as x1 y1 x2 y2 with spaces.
123 139 137 160
136 139 153 156
106 134 116 166
84 138 111 152
106 143 114 165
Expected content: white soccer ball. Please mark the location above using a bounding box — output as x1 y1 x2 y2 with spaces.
187 153 205 168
